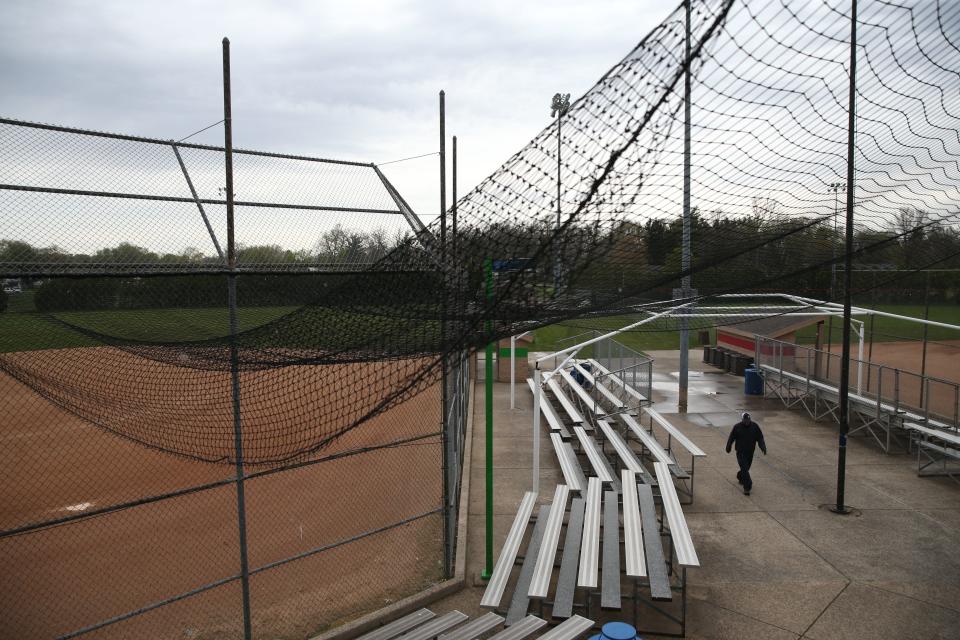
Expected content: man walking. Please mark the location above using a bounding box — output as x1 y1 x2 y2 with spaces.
726 412 766 495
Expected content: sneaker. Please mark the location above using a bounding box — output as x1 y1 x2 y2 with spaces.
744 488 751 496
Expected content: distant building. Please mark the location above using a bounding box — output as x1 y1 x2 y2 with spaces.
716 315 825 358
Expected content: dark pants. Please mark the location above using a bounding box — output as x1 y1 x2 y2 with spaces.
736 449 755 491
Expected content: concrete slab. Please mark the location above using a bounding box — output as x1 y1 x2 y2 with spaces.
424 351 960 640
681 597 800 640
687 512 844 585
681 466 762 514
804 582 960 640
768 508 960 585
688 581 847 636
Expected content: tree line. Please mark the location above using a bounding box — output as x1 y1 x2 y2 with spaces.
2 207 958 314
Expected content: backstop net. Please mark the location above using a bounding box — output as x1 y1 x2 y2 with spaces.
1 0 958 637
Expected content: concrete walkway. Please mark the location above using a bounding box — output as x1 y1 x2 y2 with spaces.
431 350 960 639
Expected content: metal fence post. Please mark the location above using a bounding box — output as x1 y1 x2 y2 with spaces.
482 257 494 580
533 366 541 495
222 37 252 640
439 89 455 579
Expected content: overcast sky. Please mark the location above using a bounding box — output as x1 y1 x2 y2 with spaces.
0 0 673 226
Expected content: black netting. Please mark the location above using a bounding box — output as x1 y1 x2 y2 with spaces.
1 1 958 636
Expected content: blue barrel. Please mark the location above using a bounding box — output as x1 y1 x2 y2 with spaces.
601 622 639 640
744 366 763 395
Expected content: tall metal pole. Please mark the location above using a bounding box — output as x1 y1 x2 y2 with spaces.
452 136 457 262
832 187 838 300
830 183 845 300
482 257 494 579
833 0 857 515
551 93 569 294
223 37 253 639
920 271 930 408
452 135 458 331
678 0 693 413
557 106 562 293
439 90 453 578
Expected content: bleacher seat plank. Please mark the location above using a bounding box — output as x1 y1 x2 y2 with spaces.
505 506 549 625
551 433 586 493
573 426 618 486
527 379 571 439
577 477 602 589
645 407 706 457
438 612 504 640
636 483 672 601
596 420 656 485
905 422 960 447
486 615 547 640
558 369 606 418
919 441 960 461
653 462 700 567
620 414 689 479
397 611 468 640
620 470 646 578
356 608 436 640
588 359 648 402
481 491 538 609
546 377 585 424
538 615 595 640
573 363 627 411
601 490 621 609
551 497 586 619
529 484 571 599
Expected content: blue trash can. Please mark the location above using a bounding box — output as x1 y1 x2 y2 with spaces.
744 366 763 395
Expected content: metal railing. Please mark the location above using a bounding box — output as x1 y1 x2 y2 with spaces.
756 336 960 431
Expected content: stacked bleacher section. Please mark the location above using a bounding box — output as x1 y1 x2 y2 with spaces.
756 337 960 480
482 359 705 637
355 608 594 640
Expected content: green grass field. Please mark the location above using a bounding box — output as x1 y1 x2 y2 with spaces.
802 304 960 343
0 301 441 354
0 306 297 353
530 304 960 355
2 293 958 356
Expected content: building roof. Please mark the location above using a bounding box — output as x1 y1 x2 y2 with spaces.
717 312 825 339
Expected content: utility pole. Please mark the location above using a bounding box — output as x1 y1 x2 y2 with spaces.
832 0 857 516
551 92 570 295
678 0 694 413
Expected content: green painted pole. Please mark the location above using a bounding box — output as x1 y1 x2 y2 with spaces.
482 257 494 579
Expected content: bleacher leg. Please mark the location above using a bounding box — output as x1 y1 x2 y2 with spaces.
681 567 687 638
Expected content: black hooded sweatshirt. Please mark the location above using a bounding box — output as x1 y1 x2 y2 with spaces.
726 418 767 455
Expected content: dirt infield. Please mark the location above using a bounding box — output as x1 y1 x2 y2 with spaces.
0 347 443 639
816 340 960 421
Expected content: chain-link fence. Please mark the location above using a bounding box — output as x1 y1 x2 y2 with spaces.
0 116 469 639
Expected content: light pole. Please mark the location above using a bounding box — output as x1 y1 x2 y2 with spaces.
829 182 846 300
551 92 570 294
